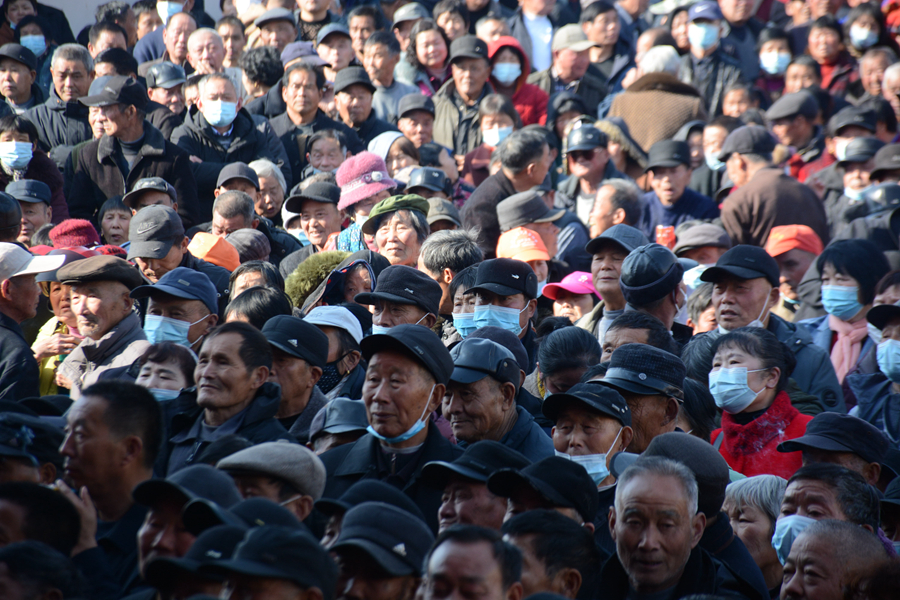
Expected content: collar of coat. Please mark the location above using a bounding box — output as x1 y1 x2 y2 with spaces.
97 122 164 164
627 72 704 99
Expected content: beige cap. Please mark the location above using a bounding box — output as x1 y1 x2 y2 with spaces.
217 441 327 500
552 24 597 52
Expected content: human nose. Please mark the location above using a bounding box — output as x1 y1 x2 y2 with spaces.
439 495 457 521
59 431 75 457
152 522 177 553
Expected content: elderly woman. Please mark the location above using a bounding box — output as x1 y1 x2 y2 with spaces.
723 475 788 597
249 158 287 227
542 272 600 324
335 152 398 253
134 342 198 401
710 327 813 479
361 194 430 267
395 19 451 96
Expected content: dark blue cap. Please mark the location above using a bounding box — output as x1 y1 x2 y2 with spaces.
316 23 350 45
308 397 369 442
421 439 531 486
355 264 442 315
5 180 50 204
182 496 306 537
777 412 890 464
262 315 329 368
360 323 454 385
542 382 631 427
130 266 219 314
0 43 36 71
132 464 243 510
599 343 686 398
315 479 426 521
688 1 723 21
449 337 520 388
144 524 247 586
585 223 649 255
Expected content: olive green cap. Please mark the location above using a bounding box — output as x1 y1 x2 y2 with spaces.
360 194 430 236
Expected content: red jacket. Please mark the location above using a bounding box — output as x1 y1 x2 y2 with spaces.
711 390 813 479
487 36 549 127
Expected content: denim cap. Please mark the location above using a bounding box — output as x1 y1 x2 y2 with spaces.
130 266 219 314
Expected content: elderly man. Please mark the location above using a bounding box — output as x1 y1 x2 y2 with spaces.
355 264 442 332
0 243 62 400
446 338 553 461
145 61 186 117
137 12 197 77
497 190 585 272
589 179 643 239
364 32 418 124
303 306 365 400
695 244 842 413
331 502 433 600
122 176 178 214
601 457 756 598
162 322 295 475
434 35 493 156
767 91 824 180
0 43 43 115
576 224 648 343
260 315 328 442
719 126 829 247
172 72 291 204
422 441 531 532
24 43 94 169
418 229 483 317
528 25 607 118
319 325 461 532
54 255 148 399
217 441 326 523
277 182 342 268
782 520 891 600
555 126 627 225
7 180 51 246
397 94 435 148
255 8 298 54
66 75 200 226
334 66 397 148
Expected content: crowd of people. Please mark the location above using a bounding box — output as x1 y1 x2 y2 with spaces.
3 0 900 598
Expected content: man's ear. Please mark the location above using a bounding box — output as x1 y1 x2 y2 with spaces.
554 567 582 600
662 397 680 426
428 383 446 413
180 236 190 254
309 365 323 387
501 382 517 410
690 512 706 547
505 581 523 600
249 365 269 389
421 313 437 328
863 462 882 486
442 267 454 285
121 435 145 468
611 207 626 225
251 218 260 229
608 505 618 541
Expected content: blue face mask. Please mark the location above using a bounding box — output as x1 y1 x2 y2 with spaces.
473 304 526 335
821 284 863 321
19 35 46 57
367 384 435 444
850 25 878 50
144 314 209 347
554 428 622 486
705 152 725 172
150 388 181 401
877 339 900 382
688 23 719 50
492 62 521 85
759 51 791 76
868 322 883 345
371 314 429 337
772 515 816 565
0 141 32 170
709 367 768 414
452 312 476 338
202 100 238 128
844 186 870 202
157 0 184 23
482 126 513 148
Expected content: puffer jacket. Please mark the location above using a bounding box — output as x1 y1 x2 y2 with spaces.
172 105 292 202
23 87 92 169
527 63 608 119
433 79 492 156
678 49 744 117
487 36 549 126
846 371 900 447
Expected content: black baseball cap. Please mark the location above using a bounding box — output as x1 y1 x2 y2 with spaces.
146 62 186 89
542 382 631 427
449 35 488 62
830 105 877 135
334 65 375 94
144 525 248 588
5 180 50 204
465 258 538 299
867 299 900 330
620 243 684 306
331 502 434 577
360 324 454 385
0 413 62 467
315 479 426 521
699 244 780 287
0 43 36 71
718 125 776 162
584 223 649 255
449 337 520 389
354 264 441 315
837 136 885 166
765 91 819 122
127 205 185 261
567 125 607 152
407 167 449 194
216 162 260 190
182 497 306 536
308 397 369 442
420 440 531 487
776 412 890 464
130 266 219 314
870 144 900 180
646 140 691 171
487 457 599 523
132 464 244 510
398 94 434 118
284 181 341 213
122 177 177 208
599 343 686 398
261 314 329 368
79 75 149 110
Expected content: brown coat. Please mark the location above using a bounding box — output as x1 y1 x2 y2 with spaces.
607 73 707 152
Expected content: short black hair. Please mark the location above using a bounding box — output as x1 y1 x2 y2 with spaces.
364 30 401 55
860 95 898 134
817 239 891 306
348 4 387 31
419 142 449 168
216 15 244 32
538 326 601 377
448 263 478 301
13 14 48 40
0 483 81 556
240 46 284 88
95 47 138 76
79 381 164 470
98 196 130 225
433 0 470 26
580 1 616 24
788 54 822 79
809 15 843 42
223 286 293 330
711 327 797 392
137 342 198 387
229 260 286 297
607 312 680 355
756 26 789 52
427 526 521 590
681 331 717 385
203 320 275 371
501 510 602 600
501 129 547 174
680 378 717 443
687 281 713 326
132 0 156 18
95 0 130 23
283 62 326 92
89 20 128 46
0 541 84 599
787 464 880 530
0 114 39 143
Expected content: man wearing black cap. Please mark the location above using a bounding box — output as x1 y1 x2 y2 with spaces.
719 125 829 247
639 140 718 240
766 91 824 180
276 181 343 271
0 43 43 115
434 35 493 156
694 244 842 413
123 176 179 214
172 72 292 205
66 75 202 227
6 179 51 246
396 93 435 147
261 315 329 441
334 65 397 148
446 338 553 461
319 324 462 532
821 136 885 237
576 223 649 344
355 264 442 331
801 105 878 190
308 398 369 455
146 61 187 117
422 440 531 532
555 125 627 224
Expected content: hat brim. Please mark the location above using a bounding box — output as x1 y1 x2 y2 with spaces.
331 539 415 577
595 376 664 397
152 78 186 89
487 470 572 508
284 194 337 213
838 154 877 167
130 282 204 305
540 282 596 301
122 187 170 208
699 264 770 284
646 159 687 172
449 365 491 385
144 556 207 587
335 81 376 95
532 208 566 223
541 393 625 424
132 479 193 508
557 41 596 52
420 461 488 488
182 499 245 537
567 142 601 152
78 93 118 107
127 238 176 261
256 16 297 28
584 236 632 255
427 214 462 227
353 291 418 307
321 422 368 435
776 434 856 455
314 497 351 517
203 558 304 584
450 52 489 62
503 249 550 263
15 254 65 278
868 304 900 329
464 282 522 297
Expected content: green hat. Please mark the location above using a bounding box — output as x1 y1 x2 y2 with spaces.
361 194 430 236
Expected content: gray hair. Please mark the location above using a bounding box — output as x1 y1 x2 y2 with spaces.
213 190 256 224
189 27 224 48
885 62 900 82
615 456 699 516
419 229 484 275
52 44 94 73
725 475 786 536
371 209 430 243
861 47 897 67
249 159 286 195
595 179 642 226
640 45 681 76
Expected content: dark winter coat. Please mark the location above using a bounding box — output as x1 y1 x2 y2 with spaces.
0 148 68 222
678 49 744 117
527 63 609 118
0 312 39 401
270 110 365 186
23 87 93 169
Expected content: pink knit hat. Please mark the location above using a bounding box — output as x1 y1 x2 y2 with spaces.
49 219 101 248
335 151 398 211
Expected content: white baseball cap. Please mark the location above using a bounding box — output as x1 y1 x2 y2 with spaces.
304 305 364 344
0 243 65 282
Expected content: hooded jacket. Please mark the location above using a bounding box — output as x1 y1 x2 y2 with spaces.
172 105 292 202
487 37 549 126
23 87 92 169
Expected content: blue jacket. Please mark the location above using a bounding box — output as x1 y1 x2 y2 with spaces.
798 315 876 375
846 372 900 446
639 187 719 241
458 405 554 462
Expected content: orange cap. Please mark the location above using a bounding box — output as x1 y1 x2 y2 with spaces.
764 225 824 258
188 232 241 272
497 227 550 263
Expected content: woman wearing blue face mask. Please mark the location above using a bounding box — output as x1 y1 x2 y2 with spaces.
460 93 521 187
799 240 890 389
754 27 791 102
0 0 36 47
842 3 900 61
486 36 548 128
709 327 813 479
14 15 53 97
134 342 197 402
0 115 68 223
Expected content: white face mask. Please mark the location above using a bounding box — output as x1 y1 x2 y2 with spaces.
554 427 623 486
